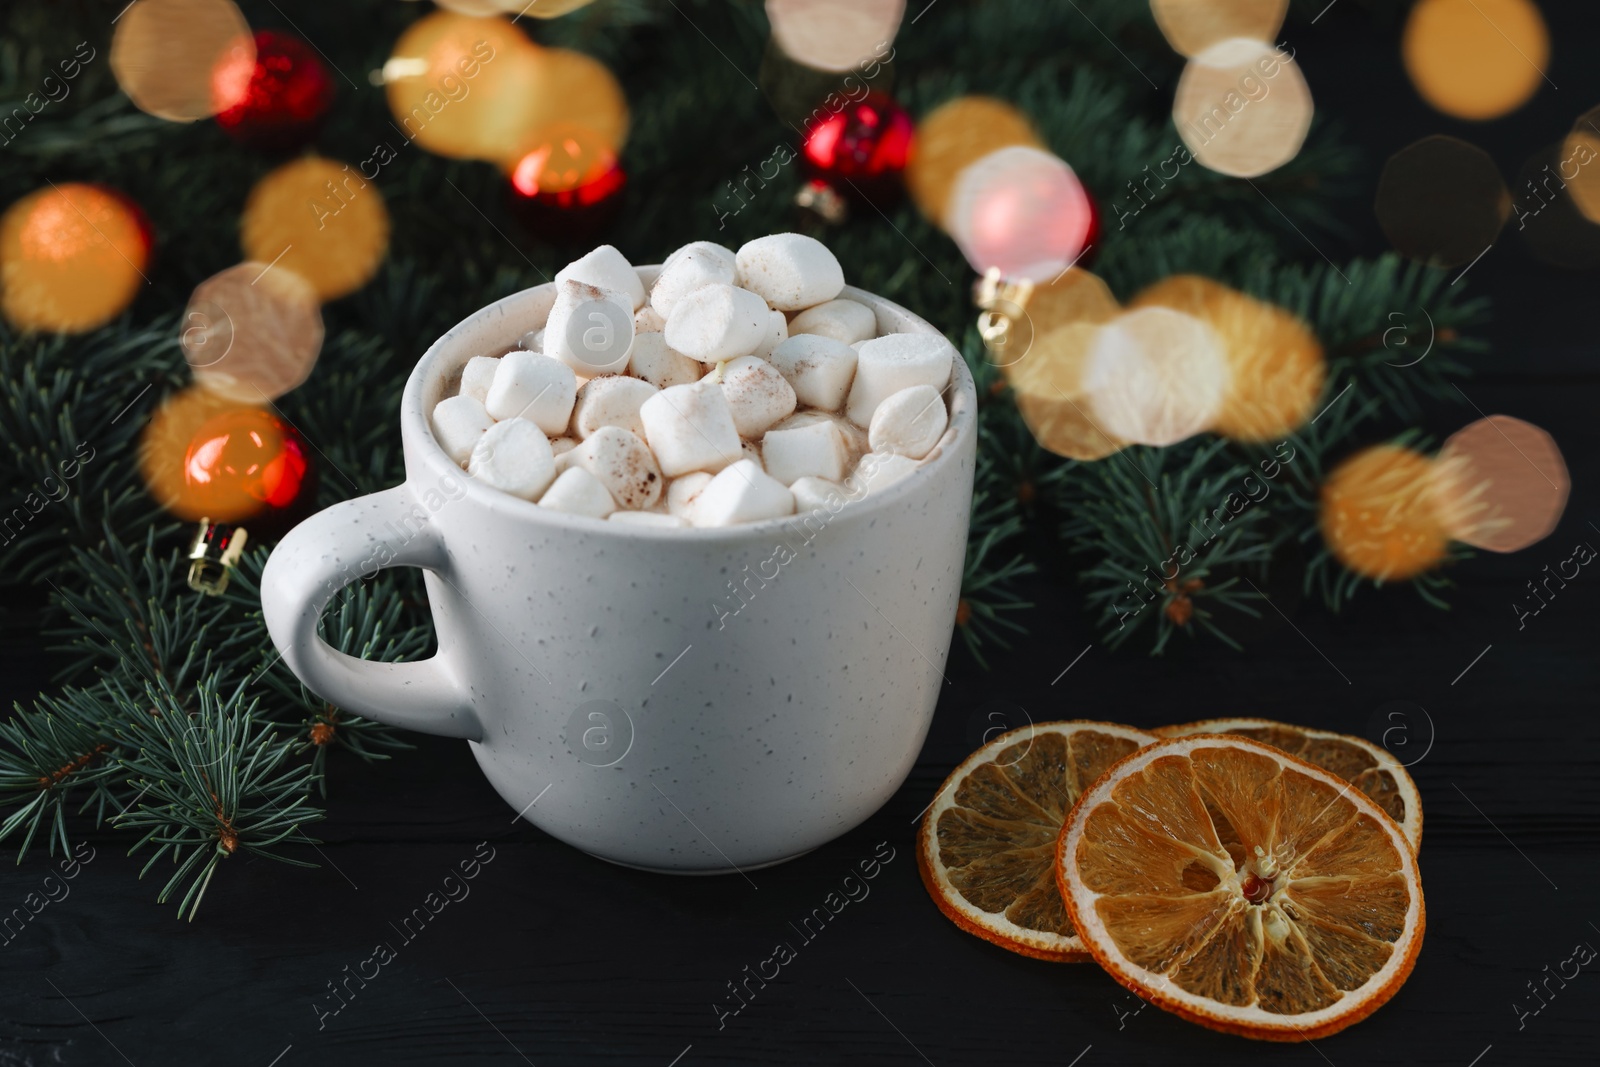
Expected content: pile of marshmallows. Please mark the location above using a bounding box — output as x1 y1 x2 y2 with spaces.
431 234 957 528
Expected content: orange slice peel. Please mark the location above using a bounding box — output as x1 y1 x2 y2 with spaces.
1057 734 1425 1041
917 720 1158 961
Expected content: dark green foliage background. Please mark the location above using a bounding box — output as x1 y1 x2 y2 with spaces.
0 0 1485 915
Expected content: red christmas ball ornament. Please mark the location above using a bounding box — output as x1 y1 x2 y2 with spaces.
214 30 336 152
181 407 315 530
506 122 627 244
800 90 913 213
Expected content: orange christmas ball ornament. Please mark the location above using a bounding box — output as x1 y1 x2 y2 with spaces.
1320 445 1451 582
906 96 1041 225
1 183 151 333
141 389 313 525
140 387 262 520
1130 275 1324 442
240 156 390 302
180 408 312 523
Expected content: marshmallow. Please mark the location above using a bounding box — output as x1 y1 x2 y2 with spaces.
868 384 949 460
791 476 850 515
568 425 663 510
571 375 659 440
544 279 636 376
650 241 740 318
848 451 920 496
555 244 645 310
846 333 954 426
538 466 615 519
485 351 577 435
549 436 577 456
719 355 797 438
519 328 545 351
752 309 788 360
608 510 686 528
468 418 556 501
663 283 770 364
740 440 764 470
639 380 744 476
666 471 714 520
736 233 845 311
768 334 858 412
772 410 869 460
628 332 703 390
459 355 500 403
431 395 495 465
691 459 796 527
762 419 848 485
634 305 666 334
665 239 738 275
788 299 876 345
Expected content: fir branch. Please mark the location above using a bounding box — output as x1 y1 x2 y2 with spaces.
1055 441 1274 653
115 675 323 921
0 684 127 860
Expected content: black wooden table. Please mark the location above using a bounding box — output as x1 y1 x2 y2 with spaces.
4 7 1599 1066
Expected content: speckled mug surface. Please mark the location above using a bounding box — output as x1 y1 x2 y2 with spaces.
261 268 977 873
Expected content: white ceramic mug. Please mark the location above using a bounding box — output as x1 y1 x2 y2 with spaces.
261 270 977 873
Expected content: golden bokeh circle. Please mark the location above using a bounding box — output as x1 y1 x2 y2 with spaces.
906 96 1041 225
183 262 326 403
241 156 390 302
998 267 1121 380
1 184 149 334
1130 275 1324 442
1008 322 1126 461
1559 108 1600 225
1402 0 1548 120
1174 37 1313 178
109 0 255 122
1320 445 1450 582
385 11 546 162
1375 135 1510 268
1149 0 1288 58
1433 415 1568 552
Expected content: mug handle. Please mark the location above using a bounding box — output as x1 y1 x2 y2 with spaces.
260 484 482 741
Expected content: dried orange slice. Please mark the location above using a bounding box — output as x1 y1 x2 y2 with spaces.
1058 735 1425 1041
918 721 1157 960
1158 718 1423 851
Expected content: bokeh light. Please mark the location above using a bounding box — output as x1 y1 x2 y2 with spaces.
1375 135 1510 268
110 0 255 122
1173 37 1313 178
1321 445 1450 582
1083 307 1230 447
906 96 1040 224
0 184 150 333
1559 107 1600 225
766 0 904 72
1149 0 1287 58
1007 322 1126 461
947 146 1095 282
1130 275 1324 442
1433 415 1568 552
240 156 390 302
1513 143 1600 269
996 267 1121 378
183 262 325 404
1403 0 1548 120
